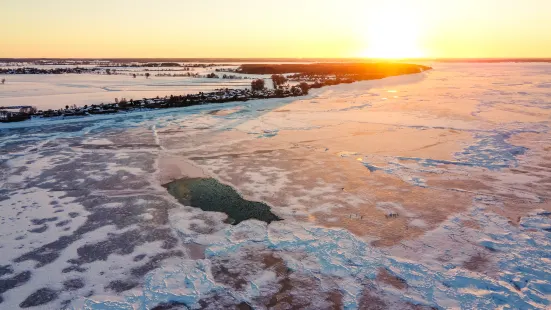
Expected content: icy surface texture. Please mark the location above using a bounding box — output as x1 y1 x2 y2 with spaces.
2 63 551 309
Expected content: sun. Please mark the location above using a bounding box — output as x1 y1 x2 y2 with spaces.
360 4 425 59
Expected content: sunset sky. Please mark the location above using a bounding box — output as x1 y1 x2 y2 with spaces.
2 0 551 59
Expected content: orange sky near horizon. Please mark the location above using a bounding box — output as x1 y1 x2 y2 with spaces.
1 0 551 59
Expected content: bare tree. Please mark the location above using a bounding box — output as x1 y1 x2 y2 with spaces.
251 79 265 91
271 74 287 89
299 82 310 95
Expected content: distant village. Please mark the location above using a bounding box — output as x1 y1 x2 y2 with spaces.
0 75 310 123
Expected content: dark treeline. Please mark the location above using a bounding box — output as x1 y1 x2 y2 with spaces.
0 60 110 66
99 63 223 68
146 68 195 71
154 72 247 79
0 65 224 75
237 63 430 77
0 67 102 74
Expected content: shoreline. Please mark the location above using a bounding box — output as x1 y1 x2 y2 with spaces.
1 64 431 124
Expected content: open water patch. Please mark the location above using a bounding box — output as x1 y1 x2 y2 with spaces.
164 178 282 225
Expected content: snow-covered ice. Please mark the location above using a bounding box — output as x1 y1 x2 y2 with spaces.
1 63 551 309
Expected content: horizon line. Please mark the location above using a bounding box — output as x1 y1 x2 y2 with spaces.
2 57 551 61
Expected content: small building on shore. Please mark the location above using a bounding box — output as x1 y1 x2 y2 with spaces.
0 106 35 122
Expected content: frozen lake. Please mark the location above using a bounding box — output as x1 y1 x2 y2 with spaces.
1 63 550 309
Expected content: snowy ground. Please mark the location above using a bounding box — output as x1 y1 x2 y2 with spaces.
1 63 551 309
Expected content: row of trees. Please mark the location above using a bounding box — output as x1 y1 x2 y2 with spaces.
250 78 309 95
100 63 219 68
0 67 100 74
251 75 287 91
107 69 150 79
